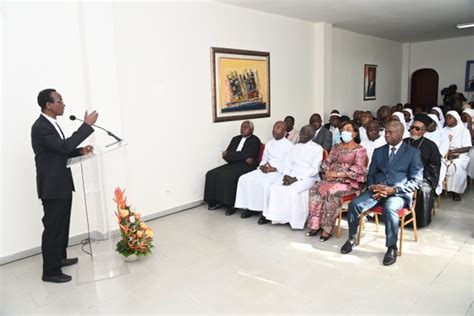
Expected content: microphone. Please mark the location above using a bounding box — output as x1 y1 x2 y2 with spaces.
70 115 122 142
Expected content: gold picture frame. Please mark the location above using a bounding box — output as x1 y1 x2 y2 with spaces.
211 47 270 122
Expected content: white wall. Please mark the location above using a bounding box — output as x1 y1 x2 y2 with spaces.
331 28 403 117
1 2 318 259
401 36 474 104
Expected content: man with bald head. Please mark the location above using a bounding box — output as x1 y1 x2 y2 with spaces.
204 120 261 215
309 113 332 152
341 121 423 266
261 125 324 229
235 121 293 219
360 120 386 164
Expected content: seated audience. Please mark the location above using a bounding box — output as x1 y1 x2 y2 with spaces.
359 110 374 142
353 110 363 126
430 106 445 128
461 108 474 179
404 114 441 227
324 109 340 130
377 105 391 130
260 125 323 229
426 114 450 195
360 120 386 164
403 108 414 130
284 115 300 144
204 121 261 215
235 121 293 219
443 111 472 201
391 112 410 138
341 121 423 266
310 113 332 152
307 121 367 241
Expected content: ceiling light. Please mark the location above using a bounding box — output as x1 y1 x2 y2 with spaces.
456 22 474 29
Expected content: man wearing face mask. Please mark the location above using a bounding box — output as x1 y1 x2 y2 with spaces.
404 114 441 228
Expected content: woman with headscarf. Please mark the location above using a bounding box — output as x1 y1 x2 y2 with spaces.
391 112 410 139
443 111 472 201
461 108 474 179
403 108 414 130
426 114 450 195
430 106 445 128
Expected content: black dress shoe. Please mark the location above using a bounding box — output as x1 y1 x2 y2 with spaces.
319 233 332 242
452 193 461 201
383 246 397 266
42 273 72 283
258 215 271 225
225 207 236 216
306 229 321 237
340 238 357 254
208 203 222 210
61 257 78 267
241 210 257 218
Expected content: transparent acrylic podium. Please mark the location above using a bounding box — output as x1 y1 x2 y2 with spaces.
70 141 130 283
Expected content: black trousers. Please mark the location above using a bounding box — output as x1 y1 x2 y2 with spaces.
41 198 72 276
415 180 434 228
204 162 255 207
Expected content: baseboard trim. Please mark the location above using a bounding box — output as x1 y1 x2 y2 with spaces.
0 200 204 266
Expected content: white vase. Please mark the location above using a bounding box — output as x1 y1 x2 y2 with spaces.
123 254 138 262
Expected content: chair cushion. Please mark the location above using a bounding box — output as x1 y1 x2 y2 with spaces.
372 206 411 217
341 193 358 203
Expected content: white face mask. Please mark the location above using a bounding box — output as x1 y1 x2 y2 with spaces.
340 131 353 143
410 135 421 141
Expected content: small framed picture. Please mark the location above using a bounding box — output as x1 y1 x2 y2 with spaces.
211 47 270 123
364 64 377 100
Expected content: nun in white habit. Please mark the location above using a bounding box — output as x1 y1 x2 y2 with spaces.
426 113 450 195
443 111 472 200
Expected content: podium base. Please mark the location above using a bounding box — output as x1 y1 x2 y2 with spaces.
76 252 129 284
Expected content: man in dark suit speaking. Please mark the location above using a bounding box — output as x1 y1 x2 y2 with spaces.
340 121 423 266
31 89 98 283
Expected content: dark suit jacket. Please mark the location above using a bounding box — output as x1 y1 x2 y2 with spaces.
366 81 376 97
312 127 332 152
224 134 261 168
31 115 94 199
368 142 423 205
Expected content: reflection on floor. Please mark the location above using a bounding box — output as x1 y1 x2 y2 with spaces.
1 187 473 314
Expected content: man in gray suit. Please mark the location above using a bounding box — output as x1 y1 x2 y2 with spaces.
309 113 332 152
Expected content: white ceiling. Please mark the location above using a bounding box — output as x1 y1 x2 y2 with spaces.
218 0 474 43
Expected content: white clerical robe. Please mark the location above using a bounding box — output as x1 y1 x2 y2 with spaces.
264 141 323 229
361 134 386 165
234 137 293 211
443 112 472 194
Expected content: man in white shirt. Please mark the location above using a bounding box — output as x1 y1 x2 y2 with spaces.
360 120 386 164
235 121 293 218
284 115 299 144
260 125 323 229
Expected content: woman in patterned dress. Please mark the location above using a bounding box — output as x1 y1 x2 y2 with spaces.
307 121 368 241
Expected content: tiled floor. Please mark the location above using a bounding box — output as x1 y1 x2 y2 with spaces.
1 187 473 315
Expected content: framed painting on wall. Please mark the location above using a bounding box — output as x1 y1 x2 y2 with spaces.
211 47 270 122
363 64 377 100
465 60 474 92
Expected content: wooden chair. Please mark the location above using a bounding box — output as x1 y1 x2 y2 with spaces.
356 191 418 256
335 192 358 238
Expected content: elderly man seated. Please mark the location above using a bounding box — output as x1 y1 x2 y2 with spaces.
204 121 261 215
259 125 324 229
234 121 293 219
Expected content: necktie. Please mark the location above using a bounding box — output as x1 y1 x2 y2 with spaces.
55 122 65 140
389 147 396 163
285 132 289 138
